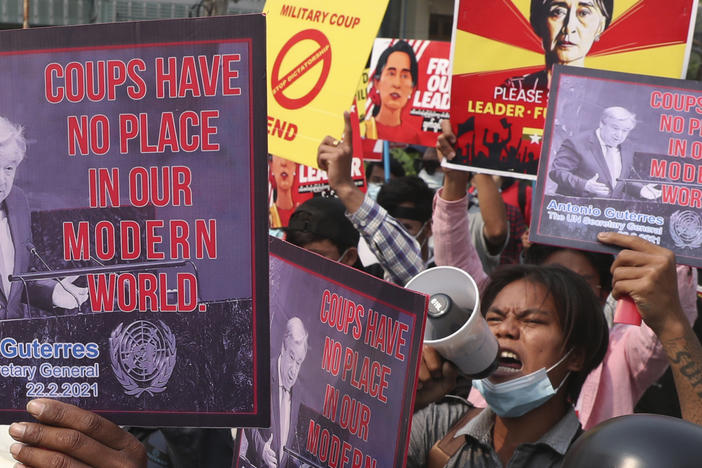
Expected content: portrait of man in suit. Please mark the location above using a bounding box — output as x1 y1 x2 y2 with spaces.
245 317 309 468
0 116 88 320
548 106 662 200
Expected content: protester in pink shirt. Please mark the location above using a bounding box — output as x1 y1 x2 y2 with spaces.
423 121 698 429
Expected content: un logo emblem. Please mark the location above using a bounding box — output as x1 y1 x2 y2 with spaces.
109 320 177 397
670 210 702 250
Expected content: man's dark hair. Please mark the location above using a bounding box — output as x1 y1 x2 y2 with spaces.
285 197 359 255
372 39 419 87
524 244 613 292
377 176 434 223
530 0 613 37
365 160 405 180
481 264 609 403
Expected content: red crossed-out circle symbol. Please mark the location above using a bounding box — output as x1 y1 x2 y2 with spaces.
271 29 332 110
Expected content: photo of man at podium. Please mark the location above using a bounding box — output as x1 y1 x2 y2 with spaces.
243 317 309 468
548 107 662 200
0 116 88 320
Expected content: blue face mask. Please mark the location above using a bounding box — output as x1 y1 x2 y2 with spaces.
472 349 572 418
366 183 381 201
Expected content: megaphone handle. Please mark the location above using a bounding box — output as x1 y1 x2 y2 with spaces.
614 295 642 326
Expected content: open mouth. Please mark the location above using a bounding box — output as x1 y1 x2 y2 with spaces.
494 349 523 376
390 92 401 99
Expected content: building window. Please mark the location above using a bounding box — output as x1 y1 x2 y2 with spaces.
429 13 452 41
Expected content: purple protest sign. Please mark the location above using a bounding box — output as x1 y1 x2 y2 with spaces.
532 65 702 268
0 16 269 427
236 237 427 468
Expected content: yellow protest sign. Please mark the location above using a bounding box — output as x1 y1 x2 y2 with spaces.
264 0 389 167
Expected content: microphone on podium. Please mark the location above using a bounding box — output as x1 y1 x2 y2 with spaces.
26 242 53 271
26 242 83 310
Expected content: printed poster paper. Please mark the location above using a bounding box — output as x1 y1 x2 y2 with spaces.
362 39 451 147
268 153 367 229
264 0 390 168
268 108 367 229
447 0 698 179
532 66 702 268
355 68 371 123
236 237 427 468
0 16 270 427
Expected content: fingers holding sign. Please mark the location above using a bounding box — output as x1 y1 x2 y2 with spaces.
436 120 470 201
597 232 683 332
9 399 146 468
598 234 702 426
436 120 456 161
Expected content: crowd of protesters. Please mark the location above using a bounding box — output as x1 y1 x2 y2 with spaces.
4 0 702 463
6 106 702 467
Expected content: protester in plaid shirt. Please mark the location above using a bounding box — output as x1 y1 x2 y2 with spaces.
346 194 424 285
316 112 423 285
